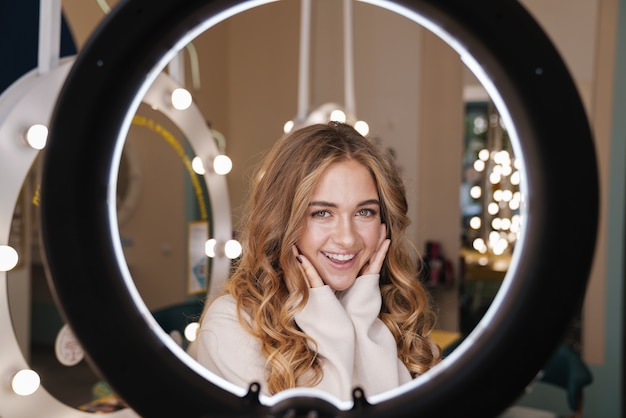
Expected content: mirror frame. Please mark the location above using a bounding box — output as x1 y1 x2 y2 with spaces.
39 0 598 416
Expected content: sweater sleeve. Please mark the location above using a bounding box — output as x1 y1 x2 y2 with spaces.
293 285 356 401
195 295 269 395
337 274 413 396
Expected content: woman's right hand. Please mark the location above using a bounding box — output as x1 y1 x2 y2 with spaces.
291 245 325 290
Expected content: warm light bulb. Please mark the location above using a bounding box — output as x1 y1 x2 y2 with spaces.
0 245 19 271
171 88 192 110
489 172 501 184
478 149 490 161
354 120 369 136
511 171 521 185
329 109 346 123
191 156 205 175
469 216 481 229
470 185 482 199
213 155 232 175
184 322 199 342
473 160 485 172
509 196 521 211
283 120 294 134
488 202 499 215
494 150 510 165
11 369 40 396
492 238 508 255
205 239 217 258
25 124 48 150
224 239 242 259
473 238 487 253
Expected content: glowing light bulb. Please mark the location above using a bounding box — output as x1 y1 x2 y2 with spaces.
488 202 499 215
171 88 192 110
283 120 294 133
511 171 521 185
494 150 510 165
469 216 481 229
184 322 199 342
473 160 485 172
25 124 48 150
205 239 217 258
0 245 19 271
492 238 508 255
213 155 232 175
191 156 205 175
470 185 482 199
478 149 490 161
489 172 501 184
473 238 487 253
354 120 369 136
224 239 242 259
329 109 346 123
11 369 40 396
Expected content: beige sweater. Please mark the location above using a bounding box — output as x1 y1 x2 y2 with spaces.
196 274 412 402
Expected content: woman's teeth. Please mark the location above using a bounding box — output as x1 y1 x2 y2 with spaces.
323 252 355 261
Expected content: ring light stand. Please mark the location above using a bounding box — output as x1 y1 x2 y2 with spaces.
39 0 598 417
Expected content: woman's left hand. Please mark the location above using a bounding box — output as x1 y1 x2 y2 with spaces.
359 223 390 276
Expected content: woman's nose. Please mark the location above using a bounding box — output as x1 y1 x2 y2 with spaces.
332 217 357 247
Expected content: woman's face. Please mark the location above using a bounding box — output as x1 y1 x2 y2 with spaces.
297 159 383 291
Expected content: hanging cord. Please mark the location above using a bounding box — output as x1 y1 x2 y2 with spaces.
96 0 111 14
343 0 356 117
96 0 201 90
297 0 312 122
38 0 61 74
185 42 202 90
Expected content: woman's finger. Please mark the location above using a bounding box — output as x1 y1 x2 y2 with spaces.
292 245 325 288
362 238 391 275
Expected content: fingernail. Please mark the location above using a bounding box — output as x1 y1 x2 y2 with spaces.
296 255 303 264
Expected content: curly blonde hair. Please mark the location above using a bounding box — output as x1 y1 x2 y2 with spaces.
218 122 440 394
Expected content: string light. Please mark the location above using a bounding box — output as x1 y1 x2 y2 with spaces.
465 104 520 259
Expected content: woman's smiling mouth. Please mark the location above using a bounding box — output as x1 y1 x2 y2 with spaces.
323 252 356 262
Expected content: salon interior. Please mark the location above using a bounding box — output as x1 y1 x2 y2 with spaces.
0 0 624 417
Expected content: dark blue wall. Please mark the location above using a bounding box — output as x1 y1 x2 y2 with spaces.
0 1 76 92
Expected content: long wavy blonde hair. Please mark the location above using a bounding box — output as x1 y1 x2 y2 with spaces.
215 122 440 395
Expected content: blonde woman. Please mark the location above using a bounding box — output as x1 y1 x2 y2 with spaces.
196 122 440 402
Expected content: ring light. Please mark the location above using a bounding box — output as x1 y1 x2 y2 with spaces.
39 0 598 417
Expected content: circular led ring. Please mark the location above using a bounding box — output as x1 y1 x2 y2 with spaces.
39 0 598 417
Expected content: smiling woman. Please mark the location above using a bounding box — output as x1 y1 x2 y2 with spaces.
195 122 440 403
39 0 597 417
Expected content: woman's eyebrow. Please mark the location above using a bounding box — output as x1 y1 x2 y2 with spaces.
358 199 381 207
309 201 337 208
308 199 380 207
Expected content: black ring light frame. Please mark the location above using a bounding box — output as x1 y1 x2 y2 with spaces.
39 0 598 417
